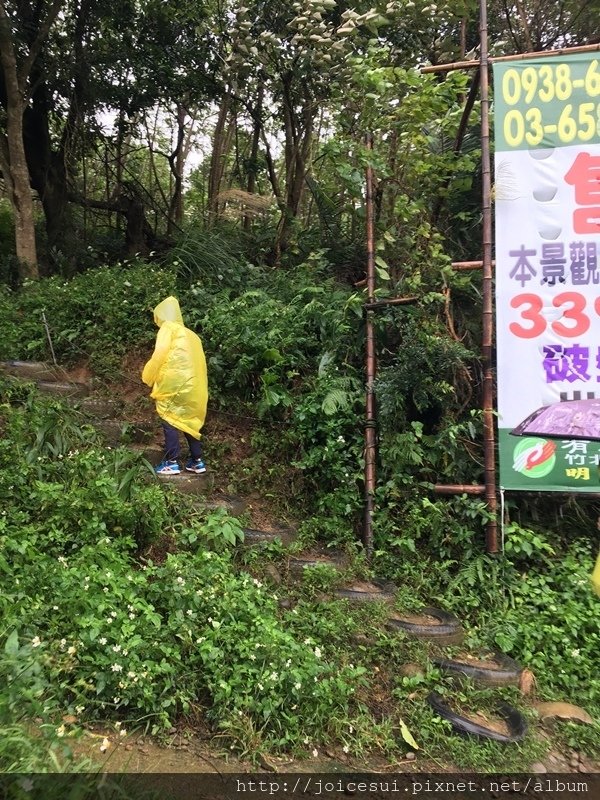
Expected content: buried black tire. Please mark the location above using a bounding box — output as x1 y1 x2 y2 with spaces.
386 607 464 644
334 579 397 604
433 652 523 687
427 693 528 743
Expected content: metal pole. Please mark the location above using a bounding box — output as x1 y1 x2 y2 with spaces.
42 311 58 366
363 133 377 559
479 0 498 553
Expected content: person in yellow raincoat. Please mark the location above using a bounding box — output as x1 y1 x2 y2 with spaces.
142 296 208 475
592 551 600 598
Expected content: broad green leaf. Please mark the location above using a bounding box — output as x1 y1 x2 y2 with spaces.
399 719 419 750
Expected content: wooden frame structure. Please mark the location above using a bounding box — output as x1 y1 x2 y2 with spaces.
362 0 600 555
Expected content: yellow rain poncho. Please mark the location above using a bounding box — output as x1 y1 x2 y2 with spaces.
142 296 208 439
592 552 600 598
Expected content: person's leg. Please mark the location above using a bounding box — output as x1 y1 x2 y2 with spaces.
184 433 205 472
161 420 181 461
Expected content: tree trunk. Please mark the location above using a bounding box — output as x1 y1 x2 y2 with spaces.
24 92 73 274
0 8 38 278
5 108 38 278
244 86 263 231
207 93 231 223
167 103 186 235
273 78 314 261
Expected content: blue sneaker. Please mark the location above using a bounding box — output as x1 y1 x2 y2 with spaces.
155 460 181 475
185 458 206 474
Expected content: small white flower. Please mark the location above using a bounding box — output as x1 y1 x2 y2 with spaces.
103 587 109 593
112 645 122 653
127 671 136 678
75 705 85 714
303 737 309 745
128 613 135 620
314 647 322 658
100 737 110 752
253 579 263 588
111 663 123 672
60 638 67 649
186 609 193 617
110 611 117 618
304 638 312 645
56 724 66 737
119 729 127 737
67 646 77 655
106 618 113 624
249 654 256 661
312 748 318 758
571 648 581 657
269 671 278 681
294 682 302 690
53 606 58 611
342 745 349 754
176 577 185 585
99 637 107 645
31 636 42 648
196 637 206 644
257 682 264 691
285 659 291 668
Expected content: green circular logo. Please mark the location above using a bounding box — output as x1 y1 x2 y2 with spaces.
512 437 556 478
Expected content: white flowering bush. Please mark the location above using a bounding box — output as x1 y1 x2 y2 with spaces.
0 379 366 749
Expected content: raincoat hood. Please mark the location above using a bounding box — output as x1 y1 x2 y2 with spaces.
153 296 184 328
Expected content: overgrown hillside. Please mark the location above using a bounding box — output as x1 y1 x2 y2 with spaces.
1 242 598 775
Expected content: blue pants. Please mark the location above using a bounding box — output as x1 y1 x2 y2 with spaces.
161 420 203 462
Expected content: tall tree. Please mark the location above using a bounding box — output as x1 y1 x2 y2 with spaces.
0 0 63 278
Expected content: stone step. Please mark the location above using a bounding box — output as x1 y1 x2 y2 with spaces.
95 419 155 446
156 471 214 495
242 527 297 547
202 495 248 517
128 444 163 465
288 551 348 577
36 380 89 398
77 396 123 419
0 360 65 382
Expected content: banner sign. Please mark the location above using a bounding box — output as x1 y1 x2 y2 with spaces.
494 52 600 491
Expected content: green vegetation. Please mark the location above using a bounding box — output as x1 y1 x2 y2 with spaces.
1 254 599 772
0 0 598 778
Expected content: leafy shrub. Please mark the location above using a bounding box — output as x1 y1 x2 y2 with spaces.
0 262 176 373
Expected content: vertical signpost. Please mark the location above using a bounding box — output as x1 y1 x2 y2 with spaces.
494 53 600 491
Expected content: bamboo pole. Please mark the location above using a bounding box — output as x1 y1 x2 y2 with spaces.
363 134 377 560
364 296 418 311
434 485 485 495
422 42 600 74
479 0 498 554
452 260 484 269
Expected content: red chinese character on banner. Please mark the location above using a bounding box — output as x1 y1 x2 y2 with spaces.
564 153 600 235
